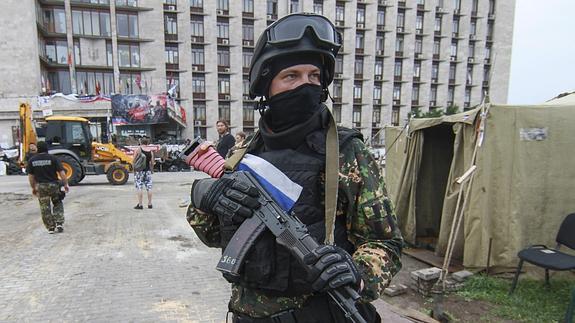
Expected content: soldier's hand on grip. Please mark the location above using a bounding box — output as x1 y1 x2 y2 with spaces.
197 176 261 224
303 245 362 292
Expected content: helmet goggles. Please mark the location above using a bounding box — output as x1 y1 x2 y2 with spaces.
254 14 342 57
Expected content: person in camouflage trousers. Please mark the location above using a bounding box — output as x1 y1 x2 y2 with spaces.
187 13 403 323
27 141 69 234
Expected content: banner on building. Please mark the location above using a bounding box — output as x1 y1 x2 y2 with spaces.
111 94 169 125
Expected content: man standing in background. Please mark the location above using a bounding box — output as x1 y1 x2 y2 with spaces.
27 141 69 234
215 120 235 158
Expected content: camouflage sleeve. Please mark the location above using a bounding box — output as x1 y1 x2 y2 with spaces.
338 138 403 302
186 203 222 248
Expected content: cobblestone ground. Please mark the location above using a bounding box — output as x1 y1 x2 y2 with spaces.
0 172 410 323
0 172 230 323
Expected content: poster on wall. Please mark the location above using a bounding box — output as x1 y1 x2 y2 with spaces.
111 94 168 125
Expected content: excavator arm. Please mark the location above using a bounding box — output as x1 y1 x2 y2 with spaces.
18 103 38 166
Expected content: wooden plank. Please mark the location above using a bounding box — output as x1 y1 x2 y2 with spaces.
404 248 464 272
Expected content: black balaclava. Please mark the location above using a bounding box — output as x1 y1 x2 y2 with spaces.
263 53 324 132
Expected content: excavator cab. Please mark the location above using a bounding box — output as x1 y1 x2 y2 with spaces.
45 117 93 161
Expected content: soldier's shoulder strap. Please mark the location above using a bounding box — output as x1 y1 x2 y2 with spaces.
224 131 261 171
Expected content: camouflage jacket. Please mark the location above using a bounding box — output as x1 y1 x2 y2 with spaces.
186 136 403 318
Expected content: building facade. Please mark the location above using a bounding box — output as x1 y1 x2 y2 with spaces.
0 0 515 147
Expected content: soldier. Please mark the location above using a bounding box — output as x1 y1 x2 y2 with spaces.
187 13 403 322
27 141 69 234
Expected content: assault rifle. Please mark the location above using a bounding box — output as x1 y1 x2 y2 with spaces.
180 138 367 323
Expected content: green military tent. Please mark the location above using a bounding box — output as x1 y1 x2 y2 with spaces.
385 93 575 268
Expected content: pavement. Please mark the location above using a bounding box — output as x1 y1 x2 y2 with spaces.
0 172 412 322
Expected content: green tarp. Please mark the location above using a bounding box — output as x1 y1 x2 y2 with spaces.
386 95 575 267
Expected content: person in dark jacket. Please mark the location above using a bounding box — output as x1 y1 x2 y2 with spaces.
215 120 235 158
187 13 403 323
27 141 69 234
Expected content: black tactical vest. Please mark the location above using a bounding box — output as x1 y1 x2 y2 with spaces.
220 127 363 296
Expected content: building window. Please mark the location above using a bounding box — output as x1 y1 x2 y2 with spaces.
45 40 67 64
165 45 179 64
373 107 381 124
452 17 459 35
165 14 178 37
267 0 278 17
377 10 385 26
487 21 494 39
217 20 229 39
333 80 342 98
374 60 383 77
470 19 477 35
116 13 138 38
73 41 81 66
435 17 442 32
453 0 461 11
335 56 343 74
430 85 437 102
467 66 473 84
106 42 112 66
218 76 230 94
191 16 204 37
243 0 254 13
219 103 231 123
48 71 71 94
355 33 364 50
194 103 206 121
465 88 471 105
376 35 384 52
42 8 67 33
192 46 204 65
415 38 423 54
333 105 342 123
217 48 230 67
433 39 441 55
397 10 405 28
313 1 323 15
354 57 363 75
72 10 111 37
449 64 456 81
451 41 458 58
217 0 229 11
290 0 299 13
353 83 362 99
243 22 254 41
448 86 455 103
412 84 420 101
352 107 361 125
414 61 421 77
192 75 205 93
242 50 253 68
335 4 345 23
243 104 254 122
373 86 382 101
119 73 141 94
432 63 439 81
416 13 424 31
116 0 138 6
190 0 203 9
393 84 401 100
395 35 404 53
485 45 492 59
394 60 402 77
118 43 140 67
488 0 495 15
469 42 475 57
76 71 113 95
356 7 365 24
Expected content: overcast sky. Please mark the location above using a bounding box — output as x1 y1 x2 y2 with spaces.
508 0 575 104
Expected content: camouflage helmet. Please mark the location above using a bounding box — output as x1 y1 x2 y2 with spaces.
248 13 342 99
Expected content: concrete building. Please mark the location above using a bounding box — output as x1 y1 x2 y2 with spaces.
0 0 515 147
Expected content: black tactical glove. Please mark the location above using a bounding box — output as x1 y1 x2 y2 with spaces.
303 245 362 292
193 176 261 224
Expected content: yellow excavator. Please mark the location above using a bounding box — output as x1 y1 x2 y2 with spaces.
18 102 132 185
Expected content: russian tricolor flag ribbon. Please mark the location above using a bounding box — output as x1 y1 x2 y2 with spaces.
237 154 302 212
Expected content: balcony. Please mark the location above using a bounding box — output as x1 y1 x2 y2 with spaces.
191 65 205 72
217 38 230 45
242 39 254 47
218 93 231 101
193 92 206 100
163 3 177 11
164 33 178 42
190 6 203 14
242 11 255 18
218 66 231 73
190 36 205 43
216 9 229 16
335 20 345 27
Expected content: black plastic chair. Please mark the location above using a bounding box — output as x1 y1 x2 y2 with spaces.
509 213 575 294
